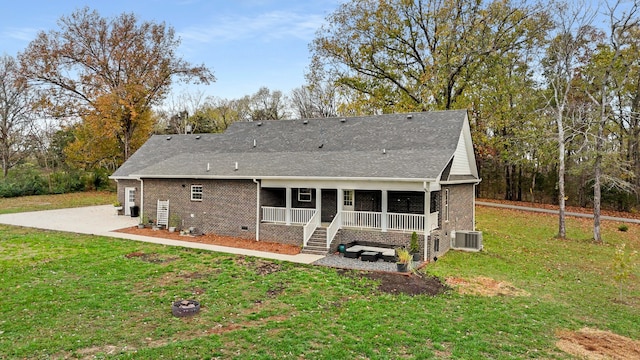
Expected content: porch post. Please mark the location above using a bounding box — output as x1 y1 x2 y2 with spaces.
337 189 343 213
424 188 431 261
315 188 322 225
285 187 292 225
381 190 388 232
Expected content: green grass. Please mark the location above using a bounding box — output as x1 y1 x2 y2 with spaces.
0 203 638 359
0 191 115 214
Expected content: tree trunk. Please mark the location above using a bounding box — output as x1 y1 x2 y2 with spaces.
557 112 566 239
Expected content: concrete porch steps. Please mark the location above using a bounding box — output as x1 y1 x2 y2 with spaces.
302 227 329 255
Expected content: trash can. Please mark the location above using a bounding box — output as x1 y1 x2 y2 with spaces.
130 205 140 218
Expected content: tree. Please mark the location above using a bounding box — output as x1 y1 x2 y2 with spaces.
245 87 288 120
310 0 551 113
19 7 215 168
542 1 599 238
582 1 639 242
0 55 34 178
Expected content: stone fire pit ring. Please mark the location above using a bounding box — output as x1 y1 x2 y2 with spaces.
172 299 200 317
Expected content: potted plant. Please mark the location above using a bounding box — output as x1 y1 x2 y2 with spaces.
113 201 123 214
168 213 180 233
409 231 420 261
396 247 412 273
138 213 149 229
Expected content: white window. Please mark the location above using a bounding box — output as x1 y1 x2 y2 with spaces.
444 189 449 222
343 190 353 206
191 185 203 201
298 188 312 202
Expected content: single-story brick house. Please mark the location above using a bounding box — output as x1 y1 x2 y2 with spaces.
110 110 480 261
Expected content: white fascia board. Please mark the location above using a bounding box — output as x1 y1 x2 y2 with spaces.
440 178 482 185
130 174 437 183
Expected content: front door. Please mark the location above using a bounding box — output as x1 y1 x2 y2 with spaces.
124 187 135 216
343 190 354 211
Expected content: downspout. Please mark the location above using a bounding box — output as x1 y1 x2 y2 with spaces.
253 179 260 241
139 178 144 220
423 181 431 262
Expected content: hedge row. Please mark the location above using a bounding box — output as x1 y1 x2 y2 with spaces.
0 166 112 198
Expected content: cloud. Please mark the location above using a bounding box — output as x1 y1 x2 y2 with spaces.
178 10 326 44
1 27 39 42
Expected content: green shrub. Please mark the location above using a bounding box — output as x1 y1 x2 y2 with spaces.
618 224 629 232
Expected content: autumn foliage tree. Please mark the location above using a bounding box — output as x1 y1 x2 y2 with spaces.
19 7 214 169
310 0 550 113
0 55 34 177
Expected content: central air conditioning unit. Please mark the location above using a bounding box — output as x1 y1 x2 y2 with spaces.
451 230 483 251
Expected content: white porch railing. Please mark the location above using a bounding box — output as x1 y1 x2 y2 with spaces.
341 211 439 232
303 210 320 247
291 208 316 224
387 213 424 231
326 211 342 248
342 211 382 229
261 206 316 224
428 211 439 231
262 206 286 223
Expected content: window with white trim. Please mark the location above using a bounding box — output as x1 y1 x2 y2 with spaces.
343 190 354 206
191 185 203 201
298 188 312 202
444 189 449 222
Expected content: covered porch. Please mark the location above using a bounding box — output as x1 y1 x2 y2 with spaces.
259 185 440 249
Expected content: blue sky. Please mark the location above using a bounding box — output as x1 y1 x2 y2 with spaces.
1 0 343 100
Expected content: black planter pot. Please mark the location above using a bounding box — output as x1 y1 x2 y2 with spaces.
396 263 409 272
412 253 421 261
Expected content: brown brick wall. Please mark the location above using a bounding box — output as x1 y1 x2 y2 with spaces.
259 223 303 246
440 184 475 236
142 179 257 239
427 183 474 261
116 179 141 216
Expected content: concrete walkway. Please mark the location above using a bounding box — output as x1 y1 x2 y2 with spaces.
0 205 324 264
476 201 640 224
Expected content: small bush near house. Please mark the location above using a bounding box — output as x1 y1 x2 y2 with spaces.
619 224 629 232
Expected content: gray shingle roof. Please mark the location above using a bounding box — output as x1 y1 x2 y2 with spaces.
111 110 470 180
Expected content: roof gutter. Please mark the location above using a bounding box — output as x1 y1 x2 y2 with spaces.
127 174 438 183
440 178 482 185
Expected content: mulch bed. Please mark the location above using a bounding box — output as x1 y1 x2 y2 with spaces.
115 226 301 255
339 269 448 296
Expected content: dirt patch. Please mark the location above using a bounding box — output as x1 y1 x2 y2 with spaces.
116 226 301 255
556 328 640 360
124 251 179 264
235 255 284 275
341 270 448 296
445 276 530 297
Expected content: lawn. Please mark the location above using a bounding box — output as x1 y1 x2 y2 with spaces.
0 191 115 214
0 203 638 359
